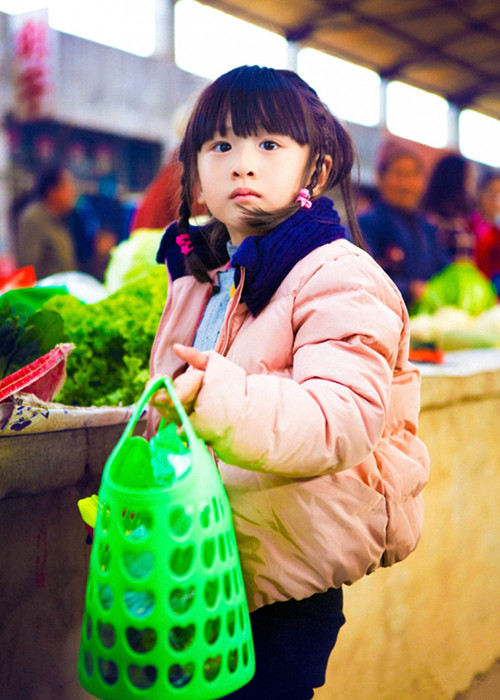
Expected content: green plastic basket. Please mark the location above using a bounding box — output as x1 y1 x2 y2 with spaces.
78 376 255 699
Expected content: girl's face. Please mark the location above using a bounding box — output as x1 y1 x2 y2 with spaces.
196 122 311 245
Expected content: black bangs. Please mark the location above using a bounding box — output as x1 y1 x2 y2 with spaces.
189 65 312 152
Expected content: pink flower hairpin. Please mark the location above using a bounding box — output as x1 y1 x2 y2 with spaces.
296 188 312 209
176 233 194 255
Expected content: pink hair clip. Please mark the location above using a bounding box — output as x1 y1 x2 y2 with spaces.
296 188 312 209
176 233 194 255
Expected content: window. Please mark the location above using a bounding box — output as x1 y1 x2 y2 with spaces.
1 0 156 57
49 0 155 56
0 1 46 12
174 0 286 80
459 109 500 167
298 48 381 127
386 80 448 148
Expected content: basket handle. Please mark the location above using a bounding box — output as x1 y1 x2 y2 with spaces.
115 375 198 450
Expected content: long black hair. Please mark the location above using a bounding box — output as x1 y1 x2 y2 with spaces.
178 65 362 282
421 153 475 218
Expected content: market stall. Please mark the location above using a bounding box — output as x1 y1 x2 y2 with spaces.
1 248 500 699
314 348 500 700
0 349 499 700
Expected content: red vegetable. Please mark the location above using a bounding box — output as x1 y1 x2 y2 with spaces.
0 343 75 402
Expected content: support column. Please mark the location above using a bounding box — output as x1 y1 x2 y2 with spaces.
447 102 460 149
286 40 300 72
155 0 175 61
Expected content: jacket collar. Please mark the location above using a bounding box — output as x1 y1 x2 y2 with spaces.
157 196 346 316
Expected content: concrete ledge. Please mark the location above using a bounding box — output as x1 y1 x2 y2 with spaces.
315 380 500 699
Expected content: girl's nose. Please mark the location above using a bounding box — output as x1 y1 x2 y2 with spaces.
231 144 257 178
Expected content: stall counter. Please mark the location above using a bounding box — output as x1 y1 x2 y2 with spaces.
314 348 500 700
1 350 500 700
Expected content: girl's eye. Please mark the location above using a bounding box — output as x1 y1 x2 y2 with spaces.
213 142 231 153
260 140 279 151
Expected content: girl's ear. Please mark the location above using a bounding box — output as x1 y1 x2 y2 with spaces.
312 155 333 196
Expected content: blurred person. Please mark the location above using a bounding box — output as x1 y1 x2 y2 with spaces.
130 98 207 234
129 146 207 233
358 142 449 309
75 174 130 281
356 183 379 216
421 152 477 262
470 171 500 294
17 165 78 279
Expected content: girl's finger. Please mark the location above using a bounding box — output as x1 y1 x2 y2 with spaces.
173 343 209 370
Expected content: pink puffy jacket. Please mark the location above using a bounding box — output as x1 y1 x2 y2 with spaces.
147 238 430 612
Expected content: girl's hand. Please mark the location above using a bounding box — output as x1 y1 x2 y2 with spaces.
149 344 209 423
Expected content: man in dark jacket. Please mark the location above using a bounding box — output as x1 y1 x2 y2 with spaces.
17 165 78 280
359 143 450 309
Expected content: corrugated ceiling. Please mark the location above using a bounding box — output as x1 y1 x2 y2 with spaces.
198 0 500 121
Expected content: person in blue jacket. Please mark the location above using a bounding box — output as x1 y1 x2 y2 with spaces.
359 143 450 309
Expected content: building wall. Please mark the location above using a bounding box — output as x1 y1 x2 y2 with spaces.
0 9 206 257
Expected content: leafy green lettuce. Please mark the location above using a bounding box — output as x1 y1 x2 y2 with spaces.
43 265 168 407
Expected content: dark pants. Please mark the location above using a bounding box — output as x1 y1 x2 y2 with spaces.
224 587 345 700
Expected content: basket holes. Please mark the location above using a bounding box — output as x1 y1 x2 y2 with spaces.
122 550 154 580
98 501 111 533
204 616 221 645
126 627 157 654
203 655 222 682
97 621 116 648
169 586 195 615
226 609 236 637
124 590 155 618
226 532 233 557
200 503 211 528
121 510 152 540
242 642 249 666
98 544 111 573
128 664 157 690
168 662 194 688
85 614 92 640
169 506 192 537
83 651 93 677
232 568 240 594
97 583 113 611
239 605 245 630
223 572 232 600
169 545 195 576
98 658 118 685
168 623 195 651
218 534 227 561
204 578 219 608
228 648 238 673
202 539 216 568
212 498 220 523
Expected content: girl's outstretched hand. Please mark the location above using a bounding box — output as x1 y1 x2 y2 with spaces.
149 344 208 423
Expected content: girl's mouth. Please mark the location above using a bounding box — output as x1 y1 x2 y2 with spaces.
230 188 260 200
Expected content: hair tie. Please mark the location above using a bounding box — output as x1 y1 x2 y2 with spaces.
296 188 312 209
176 233 194 255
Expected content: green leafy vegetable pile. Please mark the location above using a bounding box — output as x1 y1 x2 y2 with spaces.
43 265 167 407
0 298 64 379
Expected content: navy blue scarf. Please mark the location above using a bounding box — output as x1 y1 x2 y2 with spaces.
157 196 347 316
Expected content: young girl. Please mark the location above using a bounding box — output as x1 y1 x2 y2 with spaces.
147 65 429 700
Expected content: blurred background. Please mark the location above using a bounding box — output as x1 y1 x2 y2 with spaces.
1 0 500 273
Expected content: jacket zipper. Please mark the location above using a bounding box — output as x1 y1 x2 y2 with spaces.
216 267 246 356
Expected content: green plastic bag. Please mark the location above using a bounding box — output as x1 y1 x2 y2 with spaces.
411 261 497 317
78 376 255 700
